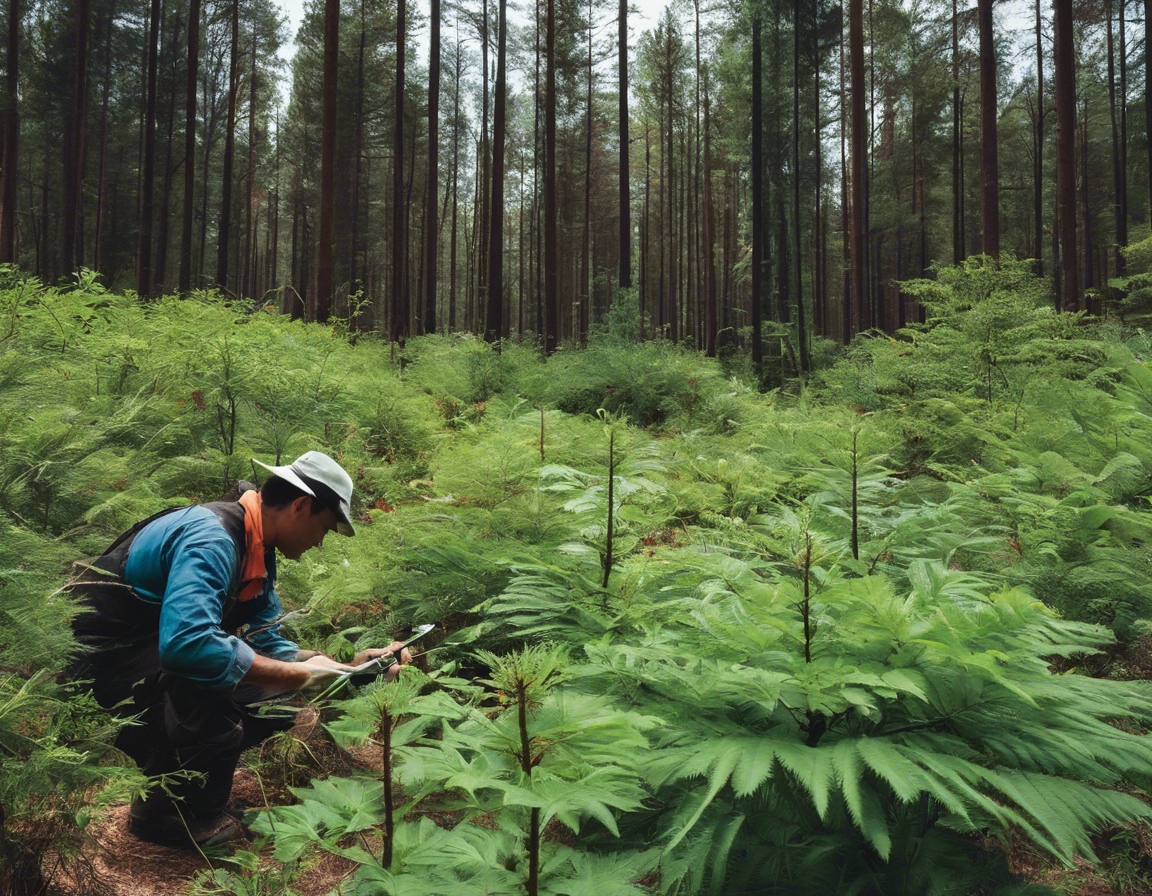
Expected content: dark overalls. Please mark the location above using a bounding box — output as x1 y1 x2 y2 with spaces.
66 496 293 820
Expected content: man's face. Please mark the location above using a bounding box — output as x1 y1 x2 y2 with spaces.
278 496 340 560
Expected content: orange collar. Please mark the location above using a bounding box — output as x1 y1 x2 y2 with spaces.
237 490 268 601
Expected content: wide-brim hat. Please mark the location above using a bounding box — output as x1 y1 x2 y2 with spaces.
253 451 356 536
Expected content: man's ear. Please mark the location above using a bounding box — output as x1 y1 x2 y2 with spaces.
291 494 313 517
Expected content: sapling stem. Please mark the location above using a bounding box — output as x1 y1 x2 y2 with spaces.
602 428 615 590
380 706 395 867
516 682 540 896
539 406 545 460
850 428 860 561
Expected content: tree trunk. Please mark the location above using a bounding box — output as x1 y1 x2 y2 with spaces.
423 0 440 333
1034 0 1043 275
794 3 808 374
848 0 866 337
63 0 90 276
618 0 630 289
485 0 506 340
977 0 998 257
154 12 183 293
1107 0 1126 279
178 0 200 290
1053 0 1078 311
350 10 364 295
580 0 592 339
243 26 256 299
216 0 238 292
544 0 558 353
1119 0 1128 276
751 13 764 372
137 0 160 296
316 0 337 320
703 63 715 356
0 0 19 263
1146 0 1152 223
952 0 962 263
450 22 461 330
93 8 112 272
390 0 407 342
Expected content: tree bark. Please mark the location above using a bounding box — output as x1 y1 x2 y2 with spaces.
216 0 238 292
316 0 338 321
64 0 91 276
485 0 507 340
794 2 808 373
848 0 866 337
1053 0 1078 311
952 0 962 263
751 13 764 372
0 0 18 263
703 63 715 356
178 0 200 290
618 0 630 289
544 0 558 353
1034 0 1043 275
423 0 440 333
243 26 256 299
137 0 160 296
1107 0 1126 278
390 0 407 341
977 0 998 257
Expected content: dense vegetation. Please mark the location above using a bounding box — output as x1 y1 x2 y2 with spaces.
5 262 1152 894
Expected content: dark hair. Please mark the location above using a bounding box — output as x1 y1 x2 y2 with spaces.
260 476 326 515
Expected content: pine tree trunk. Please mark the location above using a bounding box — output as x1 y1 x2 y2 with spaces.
423 0 440 333
618 0 630 290
316 0 337 320
390 0 407 342
350 10 365 293
0 0 19 263
751 13 764 372
1107 0 1126 279
665 28 676 342
952 0 962 263
94 9 112 273
977 0 998 257
450 23 461 330
154 12 183 293
580 0 591 340
703 64 715 356
794 3 808 374
137 0 160 297
1119 0 1128 277
1054 0 1079 311
178 0 200 290
63 0 90 276
243 27 256 299
1145 0 1152 223
544 0 558 353
848 0 866 338
485 0 506 340
216 0 238 292
1034 0 1043 276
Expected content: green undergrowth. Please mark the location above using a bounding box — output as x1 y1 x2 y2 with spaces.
2 263 1152 894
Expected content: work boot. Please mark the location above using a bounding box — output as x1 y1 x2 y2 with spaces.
128 797 249 849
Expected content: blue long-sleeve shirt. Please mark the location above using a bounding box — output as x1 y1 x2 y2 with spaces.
121 506 300 691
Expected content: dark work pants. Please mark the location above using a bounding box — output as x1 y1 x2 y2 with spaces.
116 674 294 819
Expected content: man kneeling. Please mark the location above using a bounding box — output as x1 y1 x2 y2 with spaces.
66 451 410 849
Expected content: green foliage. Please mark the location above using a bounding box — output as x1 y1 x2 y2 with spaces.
8 272 1152 894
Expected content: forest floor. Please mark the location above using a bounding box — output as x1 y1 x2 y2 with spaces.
58 637 1152 896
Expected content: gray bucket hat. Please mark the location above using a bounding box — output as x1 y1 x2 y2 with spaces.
253 450 356 536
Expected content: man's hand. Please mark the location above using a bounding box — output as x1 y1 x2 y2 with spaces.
300 654 356 690
352 641 414 682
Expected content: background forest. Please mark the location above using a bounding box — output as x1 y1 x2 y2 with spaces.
4 263 1152 894
1 0 1152 355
